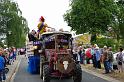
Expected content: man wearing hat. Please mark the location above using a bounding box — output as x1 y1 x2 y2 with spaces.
0 48 6 82
102 46 109 74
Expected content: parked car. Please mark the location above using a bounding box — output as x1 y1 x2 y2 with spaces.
113 51 124 65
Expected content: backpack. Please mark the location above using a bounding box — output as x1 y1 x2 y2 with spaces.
108 51 113 62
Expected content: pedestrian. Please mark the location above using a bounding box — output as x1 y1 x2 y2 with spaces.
85 46 92 64
72 48 78 61
78 46 84 64
0 48 6 82
116 48 124 73
3 49 8 65
108 47 114 72
81 48 86 64
76 48 81 64
91 44 97 68
95 47 101 69
102 46 109 74
9 48 14 65
13 47 17 60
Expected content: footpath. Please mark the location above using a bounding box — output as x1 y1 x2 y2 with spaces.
81 64 123 82
6 55 22 82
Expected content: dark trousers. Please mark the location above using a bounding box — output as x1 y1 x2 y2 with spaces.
73 54 77 61
0 69 6 81
92 55 97 68
96 60 101 69
104 61 109 73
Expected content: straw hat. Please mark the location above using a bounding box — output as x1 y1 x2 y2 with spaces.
103 46 107 49
95 47 99 50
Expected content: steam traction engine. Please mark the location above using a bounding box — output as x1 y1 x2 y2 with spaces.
39 32 82 82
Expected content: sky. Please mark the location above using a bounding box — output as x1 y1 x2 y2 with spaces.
14 0 71 32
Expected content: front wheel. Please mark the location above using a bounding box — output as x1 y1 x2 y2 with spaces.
43 65 50 82
40 63 43 79
73 64 82 82
40 56 45 79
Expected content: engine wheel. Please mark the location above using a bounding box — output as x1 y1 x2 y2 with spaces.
40 63 43 79
43 65 50 82
40 56 45 79
73 64 82 82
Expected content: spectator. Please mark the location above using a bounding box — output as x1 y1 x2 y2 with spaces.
76 48 81 63
9 48 14 65
108 47 114 72
116 48 124 73
72 48 78 61
81 48 86 64
0 48 6 82
3 49 9 65
102 46 109 74
95 47 101 69
78 46 85 64
13 47 17 60
85 46 92 64
1 55 6 68
91 44 97 68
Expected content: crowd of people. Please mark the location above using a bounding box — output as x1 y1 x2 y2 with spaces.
0 47 18 82
73 44 124 74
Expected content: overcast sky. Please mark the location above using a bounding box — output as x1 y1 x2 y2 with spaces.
14 0 71 31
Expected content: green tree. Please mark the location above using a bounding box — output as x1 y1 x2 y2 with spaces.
117 0 124 39
108 0 124 47
64 0 118 35
0 0 29 48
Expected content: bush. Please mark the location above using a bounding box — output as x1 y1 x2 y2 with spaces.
93 38 116 51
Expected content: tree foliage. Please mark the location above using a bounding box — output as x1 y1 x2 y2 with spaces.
107 0 124 45
64 0 118 34
0 0 29 48
64 0 124 47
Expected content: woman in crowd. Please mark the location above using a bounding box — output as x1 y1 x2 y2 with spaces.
116 48 124 73
91 44 97 68
95 47 101 69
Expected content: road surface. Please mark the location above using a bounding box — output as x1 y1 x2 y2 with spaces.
13 56 109 82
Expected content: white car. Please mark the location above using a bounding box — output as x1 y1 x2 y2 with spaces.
113 51 124 65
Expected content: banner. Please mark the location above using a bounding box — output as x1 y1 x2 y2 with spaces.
74 33 91 44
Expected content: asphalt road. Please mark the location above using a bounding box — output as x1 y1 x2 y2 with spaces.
13 56 109 82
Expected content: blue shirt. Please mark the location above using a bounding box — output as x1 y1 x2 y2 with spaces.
95 50 101 61
0 56 5 70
